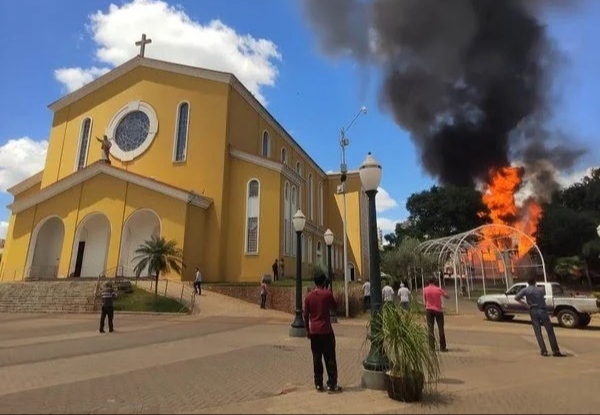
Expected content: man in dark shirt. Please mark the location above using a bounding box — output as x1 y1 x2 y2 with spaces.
99 281 117 333
303 274 341 393
515 276 564 357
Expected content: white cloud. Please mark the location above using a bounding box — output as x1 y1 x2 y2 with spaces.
0 137 47 192
557 167 597 189
376 187 399 212
0 221 8 239
54 67 110 93
377 217 402 233
55 0 282 104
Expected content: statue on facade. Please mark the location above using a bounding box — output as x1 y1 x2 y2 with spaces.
96 135 112 164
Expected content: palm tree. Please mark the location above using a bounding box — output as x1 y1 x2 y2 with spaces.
133 236 185 299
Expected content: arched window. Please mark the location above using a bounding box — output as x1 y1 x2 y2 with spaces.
316 241 322 266
284 181 291 256
318 182 324 226
261 131 270 157
76 117 92 170
174 102 190 162
308 236 313 264
308 174 313 220
281 148 287 165
245 179 260 254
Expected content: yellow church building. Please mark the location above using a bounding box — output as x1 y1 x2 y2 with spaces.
0 55 371 283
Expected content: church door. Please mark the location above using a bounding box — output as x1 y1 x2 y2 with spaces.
74 241 86 278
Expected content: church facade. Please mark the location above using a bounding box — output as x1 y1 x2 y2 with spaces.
0 56 370 283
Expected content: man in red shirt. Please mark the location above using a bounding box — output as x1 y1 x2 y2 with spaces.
423 278 450 352
303 274 341 393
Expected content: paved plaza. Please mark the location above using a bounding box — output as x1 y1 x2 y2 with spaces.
0 292 599 414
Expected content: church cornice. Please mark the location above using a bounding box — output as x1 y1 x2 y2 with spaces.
229 147 304 187
7 171 44 196
8 162 213 214
47 56 328 180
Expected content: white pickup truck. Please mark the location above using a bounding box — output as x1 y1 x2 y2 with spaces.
477 282 600 329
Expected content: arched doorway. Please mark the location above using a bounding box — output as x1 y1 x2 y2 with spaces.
27 216 65 279
119 209 161 277
70 213 111 278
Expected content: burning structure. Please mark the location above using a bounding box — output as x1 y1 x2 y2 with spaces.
302 0 585 274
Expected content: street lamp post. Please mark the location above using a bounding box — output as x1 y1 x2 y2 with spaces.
324 228 337 323
339 106 367 318
289 209 307 338
359 152 388 390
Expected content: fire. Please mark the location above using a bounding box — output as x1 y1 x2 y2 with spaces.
480 166 542 258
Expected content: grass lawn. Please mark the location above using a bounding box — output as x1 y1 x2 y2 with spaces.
113 286 189 313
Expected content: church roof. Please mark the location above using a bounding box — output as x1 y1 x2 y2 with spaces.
47 56 328 178
8 161 213 214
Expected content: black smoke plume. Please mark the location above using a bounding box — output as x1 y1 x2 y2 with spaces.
301 0 584 200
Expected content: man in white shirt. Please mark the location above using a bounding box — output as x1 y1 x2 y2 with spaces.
398 283 411 309
362 280 371 312
194 268 202 295
382 283 395 303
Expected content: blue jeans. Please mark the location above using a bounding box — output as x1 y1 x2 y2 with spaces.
530 308 559 354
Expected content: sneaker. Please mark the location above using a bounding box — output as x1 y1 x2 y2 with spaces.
440 348 449 353
315 385 325 392
327 385 342 394
553 351 566 357
541 351 549 357
99 330 105 333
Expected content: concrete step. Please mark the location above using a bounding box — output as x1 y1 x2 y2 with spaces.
0 281 98 313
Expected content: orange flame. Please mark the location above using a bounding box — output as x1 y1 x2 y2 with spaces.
480 166 542 258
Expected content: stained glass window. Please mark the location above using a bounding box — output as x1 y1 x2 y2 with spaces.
115 111 150 152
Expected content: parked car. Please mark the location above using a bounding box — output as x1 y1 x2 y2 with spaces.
477 282 600 329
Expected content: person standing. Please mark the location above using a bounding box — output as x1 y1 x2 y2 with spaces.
362 279 371 312
260 278 269 309
272 259 279 281
423 278 449 352
304 274 342 393
99 281 116 333
398 283 411 310
194 268 202 295
382 282 395 303
515 276 565 357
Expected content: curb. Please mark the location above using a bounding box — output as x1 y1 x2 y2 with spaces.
114 311 190 316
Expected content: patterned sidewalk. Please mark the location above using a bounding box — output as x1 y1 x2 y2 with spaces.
0 301 599 413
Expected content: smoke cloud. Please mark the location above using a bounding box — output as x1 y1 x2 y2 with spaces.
301 0 585 200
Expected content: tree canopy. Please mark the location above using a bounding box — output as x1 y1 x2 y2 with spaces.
384 185 490 249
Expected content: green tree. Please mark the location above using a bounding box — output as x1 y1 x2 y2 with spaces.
383 185 490 249
381 237 438 284
536 168 600 278
133 236 185 299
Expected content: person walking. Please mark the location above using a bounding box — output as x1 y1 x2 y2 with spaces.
423 278 449 352
260 278 269 309
398 282 411 310
99 281 116 333
194 268 202 295
515 276 565 357
382 282 395 303
272 259 279 281
304 274 342 393
362 279 371 312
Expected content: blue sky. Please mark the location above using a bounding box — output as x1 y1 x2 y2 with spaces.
0 0 598 238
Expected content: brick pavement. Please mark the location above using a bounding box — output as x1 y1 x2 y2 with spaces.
0 306 599 413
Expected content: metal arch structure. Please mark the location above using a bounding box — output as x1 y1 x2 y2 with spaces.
416 224 547 314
